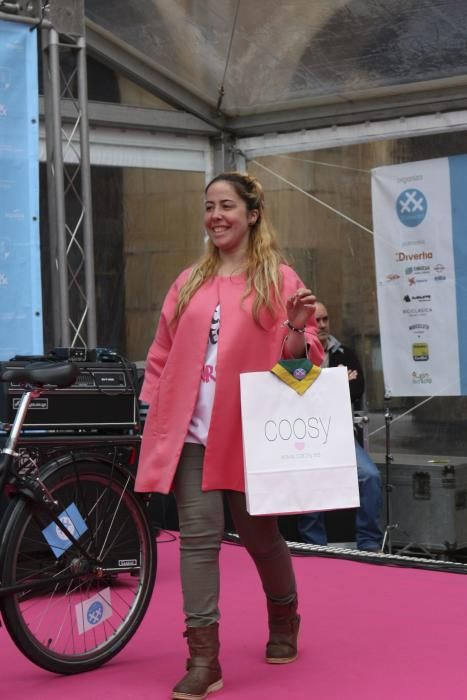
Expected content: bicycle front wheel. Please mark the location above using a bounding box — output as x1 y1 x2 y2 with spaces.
1 459 156 674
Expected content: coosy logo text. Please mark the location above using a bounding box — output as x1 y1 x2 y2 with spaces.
264 417 331 444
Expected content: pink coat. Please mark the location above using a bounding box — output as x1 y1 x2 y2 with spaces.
134 264 324 494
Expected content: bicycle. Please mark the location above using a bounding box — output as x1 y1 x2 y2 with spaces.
0 359 157 674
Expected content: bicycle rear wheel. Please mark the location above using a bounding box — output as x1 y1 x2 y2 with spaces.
0 459 156 674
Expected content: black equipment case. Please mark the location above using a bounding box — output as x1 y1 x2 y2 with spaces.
0 353 139 433
373 453 467 553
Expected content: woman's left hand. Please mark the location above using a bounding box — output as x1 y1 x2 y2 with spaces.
286 288 316 329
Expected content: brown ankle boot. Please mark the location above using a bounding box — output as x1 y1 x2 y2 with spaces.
172 622 223 700
266 595 300 664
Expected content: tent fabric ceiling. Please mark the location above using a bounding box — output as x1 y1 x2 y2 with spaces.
84 0 467 120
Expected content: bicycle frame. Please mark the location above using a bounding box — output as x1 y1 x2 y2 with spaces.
0 385 143 600
0 360 156 675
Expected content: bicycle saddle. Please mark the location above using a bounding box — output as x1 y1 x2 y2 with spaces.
0 361 80 388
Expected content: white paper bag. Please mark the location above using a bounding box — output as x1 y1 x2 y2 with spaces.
240 365 359 515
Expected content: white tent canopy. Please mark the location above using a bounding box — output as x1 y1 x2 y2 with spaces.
84 0 467 138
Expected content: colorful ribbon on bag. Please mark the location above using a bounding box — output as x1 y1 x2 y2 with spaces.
270 359 321 395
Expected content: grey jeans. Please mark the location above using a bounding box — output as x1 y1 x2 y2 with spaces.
173 443 296 627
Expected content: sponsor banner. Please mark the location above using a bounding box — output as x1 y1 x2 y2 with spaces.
0 21 42 360
372 156 467 396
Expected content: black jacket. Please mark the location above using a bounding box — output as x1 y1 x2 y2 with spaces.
327 341 364 409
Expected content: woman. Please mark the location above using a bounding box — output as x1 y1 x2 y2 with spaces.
135 172 323 700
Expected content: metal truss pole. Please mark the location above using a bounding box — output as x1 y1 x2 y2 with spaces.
211 132 238 176
41 0 97 349
42 27 70 346
76 35 97 346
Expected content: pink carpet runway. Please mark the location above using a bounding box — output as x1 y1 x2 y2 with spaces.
1 532 466 699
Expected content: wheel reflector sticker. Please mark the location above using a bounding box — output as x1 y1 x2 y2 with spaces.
75 587 113 634
41 503 88 558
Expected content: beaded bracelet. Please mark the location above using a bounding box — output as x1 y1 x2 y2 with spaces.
283 320 306 334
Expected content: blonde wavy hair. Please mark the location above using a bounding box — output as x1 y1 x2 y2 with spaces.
173 172 287 325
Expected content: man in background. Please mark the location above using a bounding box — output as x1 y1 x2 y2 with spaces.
297 301 383 552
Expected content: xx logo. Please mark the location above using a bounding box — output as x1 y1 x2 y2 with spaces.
396 188 427 227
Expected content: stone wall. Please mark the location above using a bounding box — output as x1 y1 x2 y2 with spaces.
122 169 205 360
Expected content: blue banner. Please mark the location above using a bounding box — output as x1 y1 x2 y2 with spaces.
0 20 42 360
449 155 467 395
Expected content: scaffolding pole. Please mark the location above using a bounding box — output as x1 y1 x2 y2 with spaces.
41 1 97 348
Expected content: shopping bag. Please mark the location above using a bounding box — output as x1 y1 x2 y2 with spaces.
240 364 359 515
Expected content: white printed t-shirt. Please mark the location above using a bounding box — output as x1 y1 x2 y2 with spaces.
185 305 220 445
